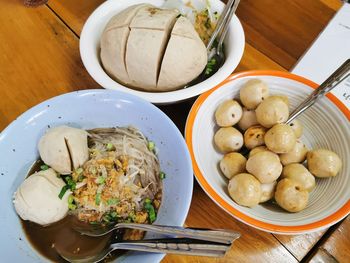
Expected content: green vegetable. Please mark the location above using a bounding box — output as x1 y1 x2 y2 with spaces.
75 167 83 175
40 164 49 171
58 185 69 199
90 221 99 225
106 143 114 151
65 176 76 191
68 195 74 204
205 58 217 75
147 141 155 152
159 172 166 180
107 198 119 205
68 203 77 210
96 176 105 185
144 202 156 223
144 198 151 204
95 193 101 205
128 212 136 222
110 211 118 219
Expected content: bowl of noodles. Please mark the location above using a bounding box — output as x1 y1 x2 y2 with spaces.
0 89 193 263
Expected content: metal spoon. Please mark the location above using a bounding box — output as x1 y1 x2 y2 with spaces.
57 238 233 263
287 59 350 123
184 0 241 87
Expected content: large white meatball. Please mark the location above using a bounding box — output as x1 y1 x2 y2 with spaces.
13 169 70 225
38 126 89 174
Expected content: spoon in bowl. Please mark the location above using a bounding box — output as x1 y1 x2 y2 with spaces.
184 0 241 87
286 59 350 123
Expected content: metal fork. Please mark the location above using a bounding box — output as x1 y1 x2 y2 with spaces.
286 59 350 123
73 222 240 244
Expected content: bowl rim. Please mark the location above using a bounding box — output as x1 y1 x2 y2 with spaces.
185 70 350 234
79 0 245 104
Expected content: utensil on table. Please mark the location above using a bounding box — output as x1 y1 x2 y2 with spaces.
57 238 233 263
287 59 350 123
57 223 240 262
73 222 239 244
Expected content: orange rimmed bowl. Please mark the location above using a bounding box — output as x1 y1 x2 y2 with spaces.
185 71 350 234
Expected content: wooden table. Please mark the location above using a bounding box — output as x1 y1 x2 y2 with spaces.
1 0 349 262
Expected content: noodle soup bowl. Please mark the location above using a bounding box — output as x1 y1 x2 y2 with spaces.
0 89 193 262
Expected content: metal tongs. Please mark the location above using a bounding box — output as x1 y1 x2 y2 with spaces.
57 222 240 262
287 59 350 123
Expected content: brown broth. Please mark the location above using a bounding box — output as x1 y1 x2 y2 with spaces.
21 160 117 262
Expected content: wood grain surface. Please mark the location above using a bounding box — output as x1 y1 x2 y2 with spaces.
0 0 348 262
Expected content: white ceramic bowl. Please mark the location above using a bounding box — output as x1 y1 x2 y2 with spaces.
80 0 245 104
185 71 350 234
0 89 193 262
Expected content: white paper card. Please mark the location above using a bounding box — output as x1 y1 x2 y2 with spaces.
292 3 350 109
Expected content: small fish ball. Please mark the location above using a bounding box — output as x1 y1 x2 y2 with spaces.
239 79 269 110
214 127 243 153
282 163 315 192
238 108 259 131
228 173 261 207
246 151 282 183
307 149 342 178
248 146 269 158
279 140 308 165
244 125 267 149
260 181 277 203
265 124 296 154
219 153 247 179
215 100 243 127
288 119 303 138
256 96 289 128
275 179 309 212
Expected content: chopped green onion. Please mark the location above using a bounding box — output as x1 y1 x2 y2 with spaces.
110 211 118 219
68 203 77 210
159 172 166 180
77 174 85 182
68 195 74 204
147 141 155 151
65 176 76 190
58 185 69 199
144 202 156 223
95 193 101 205
128 212 136 222
144 198 151 204
107 198 119 205
90 221 99 225
75 167 83 175
106 143 114 151
40 164 49 171
96 176 105 185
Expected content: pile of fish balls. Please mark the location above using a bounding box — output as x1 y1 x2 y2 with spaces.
214 79 342 212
